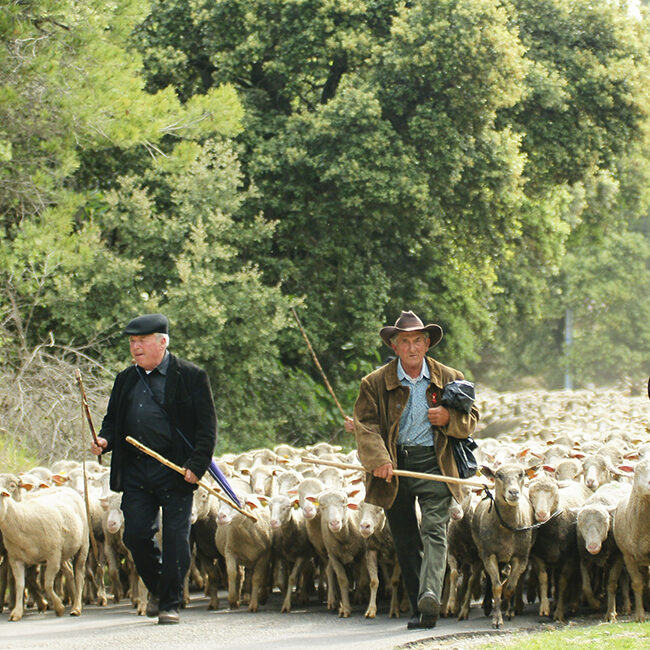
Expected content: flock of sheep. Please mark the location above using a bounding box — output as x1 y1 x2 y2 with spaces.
0 385 649 631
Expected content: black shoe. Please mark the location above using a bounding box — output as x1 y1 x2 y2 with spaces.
158 609 179 625
407 614 422 630
146 595 159 618
417 591 440 628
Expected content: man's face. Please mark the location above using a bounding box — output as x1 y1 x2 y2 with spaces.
129 334 166 371
391 331 430 374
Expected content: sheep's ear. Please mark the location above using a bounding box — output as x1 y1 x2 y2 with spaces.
347 488 362 499
517 447 530 459
347 502 359 510
240 468 250 476
292 499 300 509
570 450 586 459
525 466 539 480
480 465 495 480
616 464 635 475
542 465 556 474
624 451 639 460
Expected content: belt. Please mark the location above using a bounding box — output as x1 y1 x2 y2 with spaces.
396 444 436 457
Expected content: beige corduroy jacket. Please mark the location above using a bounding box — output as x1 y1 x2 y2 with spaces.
353 356 479 507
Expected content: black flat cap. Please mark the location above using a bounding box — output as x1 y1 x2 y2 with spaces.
123 313 169 336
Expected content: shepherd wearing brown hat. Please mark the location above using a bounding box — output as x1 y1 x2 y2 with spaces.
353 310 479 629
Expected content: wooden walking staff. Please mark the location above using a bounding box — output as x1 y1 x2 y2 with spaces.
301 455 490 490
125 436 257 522
75 369 101 465
290 306 348 421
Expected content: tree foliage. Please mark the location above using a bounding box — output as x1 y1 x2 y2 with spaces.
1 0 650 458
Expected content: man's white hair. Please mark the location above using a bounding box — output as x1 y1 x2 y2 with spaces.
155 332 170 347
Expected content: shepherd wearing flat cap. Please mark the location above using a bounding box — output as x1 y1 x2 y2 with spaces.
352 310 479 630
91 313 217 625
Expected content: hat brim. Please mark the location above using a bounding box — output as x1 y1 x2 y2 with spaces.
380 323 443 348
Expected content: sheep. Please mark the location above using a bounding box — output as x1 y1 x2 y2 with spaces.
295 477 335 608
357 501 400 619
470 463 535 628
576 481 632 621
528 474 591 621
268 493 313 612
191 483 224 610
445 490 480 620
275 469 303 496
215 493 272 612
613 458 650 622
99 491 147 614
318 488 365 618
0 473 89 621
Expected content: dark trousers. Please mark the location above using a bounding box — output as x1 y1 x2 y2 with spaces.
121 459 193 612
385 446 451 613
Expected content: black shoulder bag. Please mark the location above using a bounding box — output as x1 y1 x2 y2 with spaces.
440 379 479 479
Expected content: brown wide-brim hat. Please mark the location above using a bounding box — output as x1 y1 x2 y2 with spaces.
379 310 443 348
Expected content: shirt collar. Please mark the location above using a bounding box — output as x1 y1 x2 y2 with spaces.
397 359 430 384
146 350 170 375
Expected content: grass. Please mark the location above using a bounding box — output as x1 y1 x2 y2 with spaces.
0 431 39 473
479 621 650 649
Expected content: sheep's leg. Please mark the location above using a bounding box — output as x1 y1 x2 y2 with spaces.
25 565 48 612
206 561 221 610
604 555 623 622
620 568 632 615
531 555 549 616
43 556 66 616
389 561 401 618
104 541 123 603
325 559 337 610
580 559 600 611
621 553 645 623
59 560 75 613
503 556 527 620
8 559 25 621
483 554 503 628
458 560 482 621
364 549 379 618
249 552 270 613
0 556 7 613
225 553 240 609
71 542 88 617
329 554 351 618
552 563 572 623
443 558 459 616
282 556 305 613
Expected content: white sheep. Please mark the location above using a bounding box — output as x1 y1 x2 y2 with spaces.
0 473 89 621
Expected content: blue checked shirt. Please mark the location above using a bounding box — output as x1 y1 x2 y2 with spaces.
396 359 435 446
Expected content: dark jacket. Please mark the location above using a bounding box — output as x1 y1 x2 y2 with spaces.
100 353 217 493
353 356 479 507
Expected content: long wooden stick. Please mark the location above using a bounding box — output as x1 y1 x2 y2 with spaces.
126 436 257 522
75 369 102 465
301 455 490 489
291 306 347 420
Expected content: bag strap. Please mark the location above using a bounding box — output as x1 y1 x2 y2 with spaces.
135 365 194 453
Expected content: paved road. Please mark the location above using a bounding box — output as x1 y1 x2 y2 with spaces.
0 590 603 650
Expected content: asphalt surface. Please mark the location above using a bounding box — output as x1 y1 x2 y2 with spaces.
0 589 609 650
